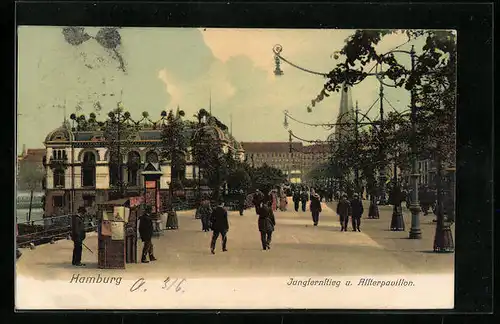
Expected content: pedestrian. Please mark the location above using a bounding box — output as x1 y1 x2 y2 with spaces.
252 189 264 214
368 194 380 219
271 189 278 211
210 200 229 254
257 201 276 250
71 206 87 266
238 189 246 216
310 190 322 226
292 190 300 212
350 193 363 232
197 195 213 232
300 190 309 212
336 194 351 232
139 205 157 263
279 188 288 211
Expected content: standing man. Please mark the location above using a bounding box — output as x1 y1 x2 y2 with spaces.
350 193 364 232
336 194 351 232
310 190 322 226
292 190 300 212
139 205 157 263
210 200 229 254
300 190 309 212
71 206 87 267
257 201 276 250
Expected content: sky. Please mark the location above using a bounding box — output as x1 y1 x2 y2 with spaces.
17 27 425 153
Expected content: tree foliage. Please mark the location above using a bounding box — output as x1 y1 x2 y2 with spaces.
159 109 188 182
18 161 45 191
317 30 456 186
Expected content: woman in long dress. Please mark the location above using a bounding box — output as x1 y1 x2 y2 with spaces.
279 188 287 211
271 190 278 211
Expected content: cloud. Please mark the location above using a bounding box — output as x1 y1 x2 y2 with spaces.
17 27 420 152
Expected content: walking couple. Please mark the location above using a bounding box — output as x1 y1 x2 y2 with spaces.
336 193 364 232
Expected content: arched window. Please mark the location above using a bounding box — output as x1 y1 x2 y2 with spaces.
54 168 65 187
127 151 141 186
145 151 159 163
82 152 96 187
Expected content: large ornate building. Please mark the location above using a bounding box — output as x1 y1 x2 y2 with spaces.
240 142 330 184
42 113 244 216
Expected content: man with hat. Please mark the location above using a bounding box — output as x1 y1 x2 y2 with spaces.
210 200 229 254
139 205 157 263
336 193 351 232
309 189 322 226
71 206 87 266
350 193 364 232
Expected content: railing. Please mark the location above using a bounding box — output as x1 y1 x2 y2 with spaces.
16 214 97 247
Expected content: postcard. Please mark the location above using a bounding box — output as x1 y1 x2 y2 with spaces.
110 221 124 240
113 206 125 222
15 25 456 310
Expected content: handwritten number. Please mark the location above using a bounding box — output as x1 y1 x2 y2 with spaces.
162 277 170 289
162 277 186 292
176 279 186 292
130 278 146 292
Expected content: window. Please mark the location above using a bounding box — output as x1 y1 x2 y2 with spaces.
82 152 96 187
146 151 159 163
83 195 95 207
54 168 65 187
127 151 141 186
53 196 64 207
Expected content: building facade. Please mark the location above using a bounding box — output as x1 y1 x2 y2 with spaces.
241 142 330 184
42 116 244 216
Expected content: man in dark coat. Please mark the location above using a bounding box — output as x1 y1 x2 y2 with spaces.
210 200 229 254
292 191 300 212
336 194 351 232
300 190 309 212
350 193 364 232
71 206 87 266
139 205 157 263
252 189 264 214
309 190 322 226
197 195 212 232
257 201 276 250
237 189 246 216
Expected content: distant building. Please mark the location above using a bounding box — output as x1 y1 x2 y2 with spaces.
41 113 244 216
241 142 330 184
17 147 46 191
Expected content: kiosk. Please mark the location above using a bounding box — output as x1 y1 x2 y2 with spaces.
97 196 143 269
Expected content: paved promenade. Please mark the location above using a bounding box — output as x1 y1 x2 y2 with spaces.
16 198 454 280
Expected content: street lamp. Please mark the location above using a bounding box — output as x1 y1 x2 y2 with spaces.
375 46 422 239
389 122 405 231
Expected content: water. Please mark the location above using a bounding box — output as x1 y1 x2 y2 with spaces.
16 208 44 225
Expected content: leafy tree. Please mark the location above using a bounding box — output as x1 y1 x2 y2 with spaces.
315 30 456 195
227 167 252 193
18 161 45 191
101 104 139 197
251 163 286 192
159 109 188 184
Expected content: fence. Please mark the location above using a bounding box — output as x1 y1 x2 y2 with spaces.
16 214 97 247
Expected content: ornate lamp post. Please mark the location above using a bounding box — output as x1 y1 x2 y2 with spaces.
373 46 422 239
390 123 405 231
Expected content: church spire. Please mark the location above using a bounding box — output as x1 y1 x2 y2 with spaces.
335 83 355 141
209 89 212 115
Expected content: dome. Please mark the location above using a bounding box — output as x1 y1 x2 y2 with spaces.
44 124 75 143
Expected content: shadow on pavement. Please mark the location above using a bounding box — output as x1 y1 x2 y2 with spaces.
36 261 100 270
